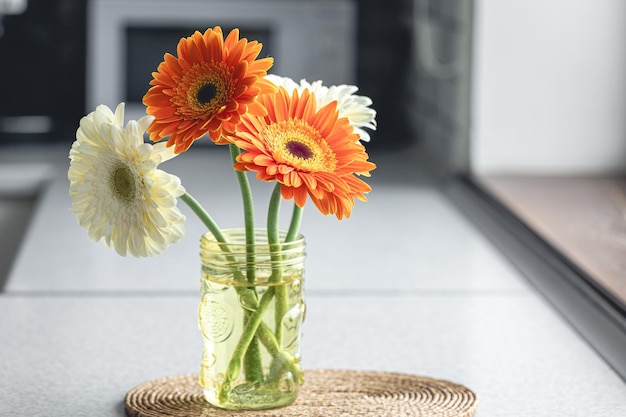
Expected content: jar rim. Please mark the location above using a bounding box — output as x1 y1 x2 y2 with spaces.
200 227 305 248
199 228 306 274
200 228 306 262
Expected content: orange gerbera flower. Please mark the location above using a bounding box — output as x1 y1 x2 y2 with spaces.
142 27 275 153
230 87 376 219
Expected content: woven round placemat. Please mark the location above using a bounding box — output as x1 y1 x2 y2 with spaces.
125 369 478 417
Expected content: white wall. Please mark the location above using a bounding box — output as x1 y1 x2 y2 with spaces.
471 0 626 175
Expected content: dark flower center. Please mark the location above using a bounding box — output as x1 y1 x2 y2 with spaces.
110 164 136 203
196 83 217 105
285 141 313 160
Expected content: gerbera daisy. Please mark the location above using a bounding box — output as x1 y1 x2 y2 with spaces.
265 74 377 142
68 103 186 257
230 87 376 220
143 26 275 153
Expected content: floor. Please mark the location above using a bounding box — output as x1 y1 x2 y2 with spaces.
476 175 626 308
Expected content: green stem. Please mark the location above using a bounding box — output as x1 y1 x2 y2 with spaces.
229 144 256 283
267 183 286 345
180 192 246 284
267 183 282 249
180 192 226 243
286 204 303 243
229 144 262 384
242 325 263 384
219 286 275 402
257 322 303 385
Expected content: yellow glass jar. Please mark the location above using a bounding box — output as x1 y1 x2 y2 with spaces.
198 228 305 410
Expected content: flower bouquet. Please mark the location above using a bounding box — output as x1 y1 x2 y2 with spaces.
68 27 376 410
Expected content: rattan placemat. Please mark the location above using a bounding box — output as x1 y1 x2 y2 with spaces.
125 369 479 417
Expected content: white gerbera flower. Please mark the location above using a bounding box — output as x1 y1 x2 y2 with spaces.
68 103 186 257
266 74 377 142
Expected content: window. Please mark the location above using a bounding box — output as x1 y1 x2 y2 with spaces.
413 0 626 379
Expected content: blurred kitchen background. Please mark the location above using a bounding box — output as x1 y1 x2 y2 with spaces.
1 0 626 321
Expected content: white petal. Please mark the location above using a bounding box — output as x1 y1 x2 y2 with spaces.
137 114 155 132
114 102 126 126
152 142 178 163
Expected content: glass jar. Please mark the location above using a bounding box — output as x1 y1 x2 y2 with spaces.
198 228 306 410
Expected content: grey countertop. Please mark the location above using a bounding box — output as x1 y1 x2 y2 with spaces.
1 145 625 416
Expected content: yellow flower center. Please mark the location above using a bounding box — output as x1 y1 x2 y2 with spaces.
264 119 337 172
175 62 234 119
109 162 138 204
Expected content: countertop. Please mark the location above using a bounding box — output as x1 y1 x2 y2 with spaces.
1 145 625 416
